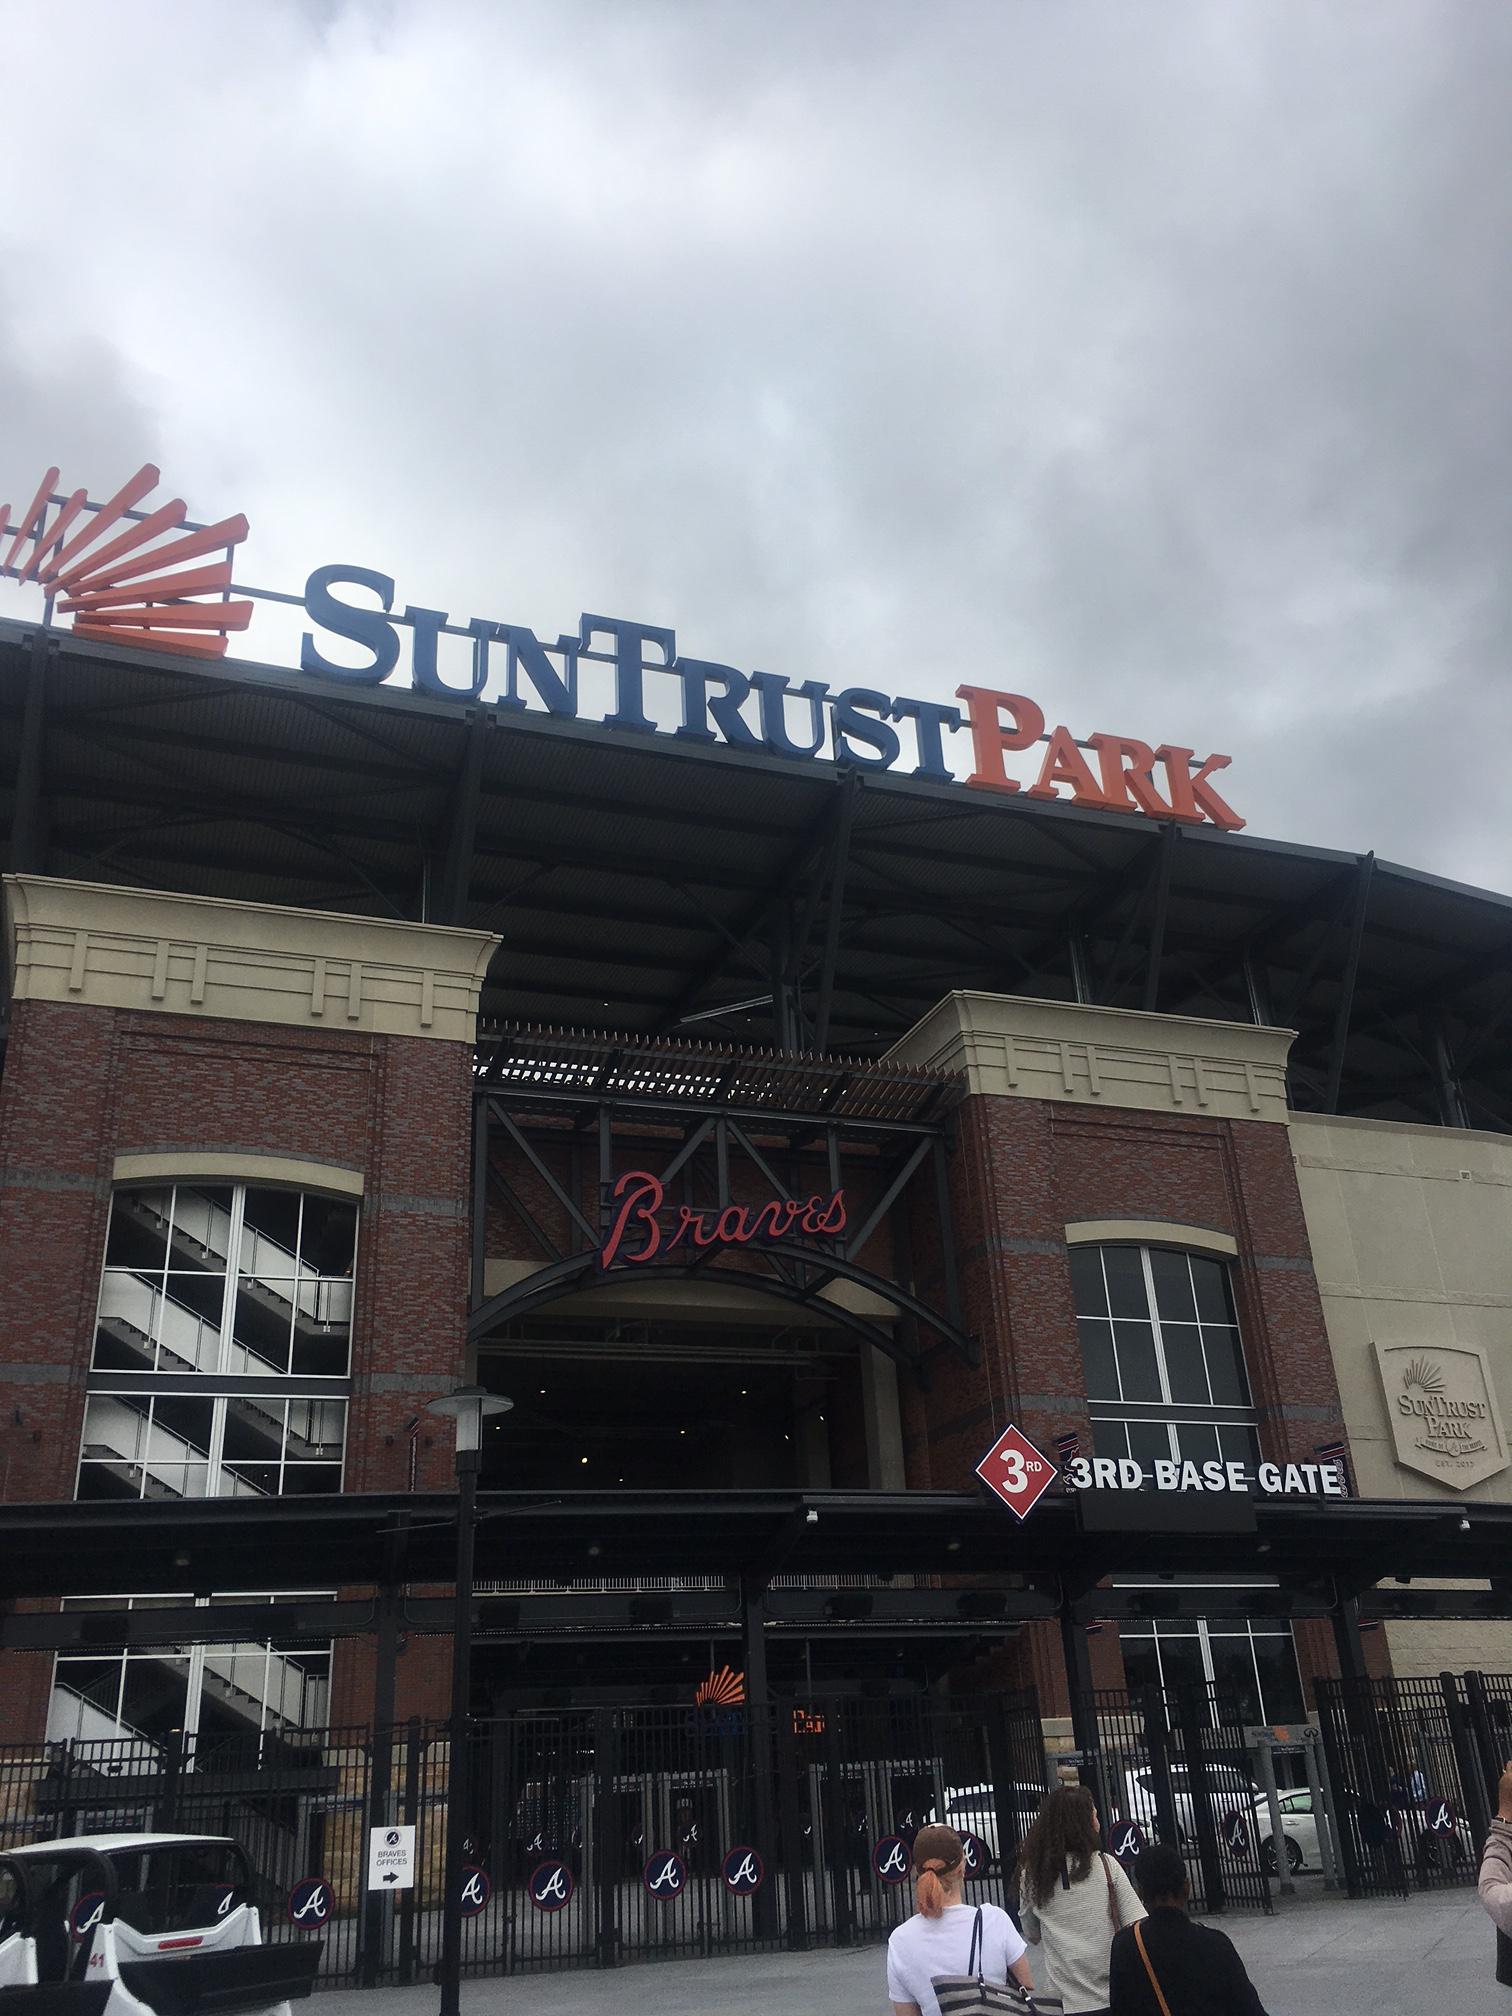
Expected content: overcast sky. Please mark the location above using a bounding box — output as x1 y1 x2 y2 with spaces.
4 1 1511 887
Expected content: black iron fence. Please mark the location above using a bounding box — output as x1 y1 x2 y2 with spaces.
1316 1671 1511 1899
0 1689 1048 1984
1074 1684 1273 1914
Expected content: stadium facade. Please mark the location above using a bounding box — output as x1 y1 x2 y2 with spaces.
2 465 1511 1780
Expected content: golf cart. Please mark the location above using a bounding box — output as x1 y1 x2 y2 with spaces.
0 1835 320 2016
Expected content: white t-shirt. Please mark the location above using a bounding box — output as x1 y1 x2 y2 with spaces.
886 1901 1027 2016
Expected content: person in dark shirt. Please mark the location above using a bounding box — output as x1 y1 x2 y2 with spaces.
1108 1845 1268 2016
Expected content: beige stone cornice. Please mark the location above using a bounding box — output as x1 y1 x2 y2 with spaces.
885 991 1294 1124
5 875 500 1045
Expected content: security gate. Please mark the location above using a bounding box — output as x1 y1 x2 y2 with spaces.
1075 1683 1273 1914
0 1690 1048 1984
1315 1673 1502 1898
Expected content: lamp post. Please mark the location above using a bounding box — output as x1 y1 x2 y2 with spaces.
428 1383 511 2016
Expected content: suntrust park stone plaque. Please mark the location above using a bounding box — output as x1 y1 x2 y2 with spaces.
1375 1341 1509 1491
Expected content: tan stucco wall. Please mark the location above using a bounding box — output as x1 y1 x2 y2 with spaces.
5 875 500 1044
885 991 1294 1124
1290 1112 1512 1506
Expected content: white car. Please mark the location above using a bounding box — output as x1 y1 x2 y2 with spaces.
0 1834 321 2016
1120 1762 1258 1847
940 1784 1050 1868
1250 1787 1322 1875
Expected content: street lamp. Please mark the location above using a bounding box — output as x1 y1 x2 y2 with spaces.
428 1383 511 2016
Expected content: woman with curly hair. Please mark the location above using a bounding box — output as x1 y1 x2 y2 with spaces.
1016 1785 1145 2016
886 1823 1034 2016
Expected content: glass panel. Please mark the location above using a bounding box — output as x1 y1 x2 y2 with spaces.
105 1189 175 1270
1090 1418 1129 1461
121 1653 192 1738
95 1271 162 1371
1217 1423 1260 1467
221 1396 288 1465
1069 1247 1108 1318
287 1400 345 1457
81 1393 150 1463
240 1189 302 1272
157 1280 225 1370
166 1188 234 1269
1189 1256 1234 1326
1078 1318 1119 1399
1204 1326 1250 1406
1112 1320 1161 1401
1206 1633 1262 1728
1161 1324 1210 1404
228 1277 295 1376
1251 1630 1305 1725
152 1396 215 1453
1127 1419 1175 1469
224 1461 281 1498
1279 1790 1313 1814
290 1316 351 1378
1174 1421 1221 1467
1152 1630 1207 1700
1102 1247 1150 1319
1148 1249 1197 1324
1120 1634 1161 1697
300 1198 358 1277
280 1464 342 1496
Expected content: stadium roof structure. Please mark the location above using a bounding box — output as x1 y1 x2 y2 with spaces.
2 614 1509 1133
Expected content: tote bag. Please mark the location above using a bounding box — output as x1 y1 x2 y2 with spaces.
931 1906 1039 2016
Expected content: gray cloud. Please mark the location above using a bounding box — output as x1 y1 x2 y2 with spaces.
3 1 1510 884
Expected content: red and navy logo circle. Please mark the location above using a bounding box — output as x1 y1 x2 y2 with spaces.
455 1865 491 1917
642 1851 687 1899
960 1834 991 1878
872 1835 911 1884
1108 1819 1147 1861
528 1860 575 1912
287 1878 331 1926
721 1846 764 1894
70 1893 106 1941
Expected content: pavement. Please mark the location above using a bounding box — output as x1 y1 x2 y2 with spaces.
346 1881 1510 2015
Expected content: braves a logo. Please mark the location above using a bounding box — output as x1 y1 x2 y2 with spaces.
642 1851 688 1898
721 1846 764 1895
528 1860 574 1912
288 1878 330 1925
872 1835 910 1884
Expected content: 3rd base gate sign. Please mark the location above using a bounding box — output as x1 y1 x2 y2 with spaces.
975 1424 1058 1520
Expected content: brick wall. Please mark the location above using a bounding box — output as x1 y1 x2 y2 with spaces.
0 996 475 1740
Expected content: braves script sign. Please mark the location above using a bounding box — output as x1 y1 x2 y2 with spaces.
976 1424 1058 1520
598 1169 846 1269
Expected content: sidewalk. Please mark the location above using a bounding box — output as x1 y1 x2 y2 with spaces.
348 1884 1507 2015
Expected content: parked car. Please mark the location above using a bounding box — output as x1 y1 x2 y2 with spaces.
939 1783 1049 1868
0 1832 320 2016
1120 1761 1258 1846
1248 1785 1324 1874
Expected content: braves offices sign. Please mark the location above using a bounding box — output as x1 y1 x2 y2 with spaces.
2 460 1244 830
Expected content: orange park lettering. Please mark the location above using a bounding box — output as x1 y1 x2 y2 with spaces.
955 685 1244 831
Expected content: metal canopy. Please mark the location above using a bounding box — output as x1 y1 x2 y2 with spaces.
1 1488 1508 1608
3 619 1510 1130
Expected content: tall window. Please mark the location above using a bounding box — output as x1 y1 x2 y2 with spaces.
81 1183 354 1503
59 1182 356 1745
1070 1244 1259 1472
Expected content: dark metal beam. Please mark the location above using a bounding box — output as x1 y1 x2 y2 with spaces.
814 771 860 1054
1325 853 1375 1115
438 712 489 924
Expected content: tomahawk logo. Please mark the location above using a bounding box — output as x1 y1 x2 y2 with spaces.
0 461 250 661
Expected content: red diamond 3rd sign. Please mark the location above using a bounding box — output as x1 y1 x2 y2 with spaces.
976 1423 1058 1521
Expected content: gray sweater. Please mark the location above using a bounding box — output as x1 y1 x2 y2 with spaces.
1020 1853 1147 2015
1481 1818 1512 1934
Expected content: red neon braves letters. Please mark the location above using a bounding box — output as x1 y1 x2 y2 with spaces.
598 1170 846 1270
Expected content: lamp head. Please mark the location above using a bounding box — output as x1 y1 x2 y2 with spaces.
428 1383 513 1455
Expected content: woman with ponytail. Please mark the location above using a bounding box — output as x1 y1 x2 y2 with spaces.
886 1823 1034 2016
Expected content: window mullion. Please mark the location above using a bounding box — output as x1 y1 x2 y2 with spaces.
1140 1248 1174 1405
218 1186 247 1378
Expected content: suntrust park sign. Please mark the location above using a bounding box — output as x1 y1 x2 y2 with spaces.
299 568 1245 830
1 460 1244 829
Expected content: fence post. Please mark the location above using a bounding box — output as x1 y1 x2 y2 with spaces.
819 1705 854 1947
1174 1687 1226 1913
1138 1687 1179 1851
1465 1671 1504 1799
1303 1728 1341 1890
1442 1672 1491 1849
159 1726 184 1834
592 1708 621 1968
1252 1736 1292 1896
396 1717 421 1985
1315 1682 1363 1899
773 1704 810 1952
